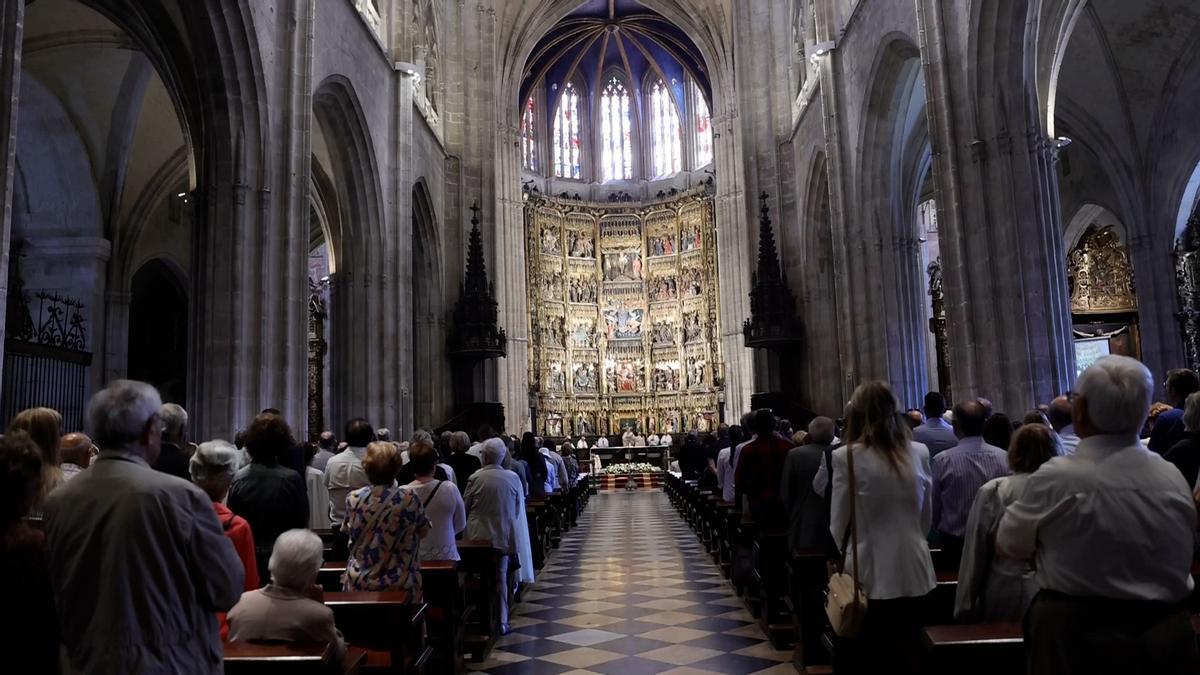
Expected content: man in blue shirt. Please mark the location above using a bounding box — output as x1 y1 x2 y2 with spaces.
913 392 958 456
1148 368 1199 454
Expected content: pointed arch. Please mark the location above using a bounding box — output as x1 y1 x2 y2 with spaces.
312 74 387 431
598 70 635 181
645 73 683 178
552 76 585 179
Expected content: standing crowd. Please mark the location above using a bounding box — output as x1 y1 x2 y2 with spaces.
0 380 582 674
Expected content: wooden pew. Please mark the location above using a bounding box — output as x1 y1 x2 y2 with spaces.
318 560 346 592
458 540 503 663
223 641 367 675
753 527 794 649
922 623 1024 675
325 591 431 674
421 560 466 675
786 548 831 670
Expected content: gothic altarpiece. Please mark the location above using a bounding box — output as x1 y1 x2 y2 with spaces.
525 189 724 438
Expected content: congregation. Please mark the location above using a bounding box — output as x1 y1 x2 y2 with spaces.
2 354 1199 674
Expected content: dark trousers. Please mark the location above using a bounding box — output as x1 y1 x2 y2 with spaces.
1025 589 1200 675
934 533 964 572
832 595 926 675
331 529 349 562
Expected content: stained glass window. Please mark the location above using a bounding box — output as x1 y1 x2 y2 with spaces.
553 82 582 179
648 79 682 178
693 82 713 168
521 96 538 172
599 75 634 181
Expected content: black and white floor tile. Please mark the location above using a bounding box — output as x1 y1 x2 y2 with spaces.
469 491 794 674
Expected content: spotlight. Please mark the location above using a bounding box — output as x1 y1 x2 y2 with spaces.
1052 136 1073 149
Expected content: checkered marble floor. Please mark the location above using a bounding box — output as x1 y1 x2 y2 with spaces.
469 491 794 674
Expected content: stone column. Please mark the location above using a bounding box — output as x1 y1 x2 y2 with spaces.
188 0 314 440
916 0 1075 413
0 0 24 372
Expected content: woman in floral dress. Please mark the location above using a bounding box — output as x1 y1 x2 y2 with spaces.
341 441 429 597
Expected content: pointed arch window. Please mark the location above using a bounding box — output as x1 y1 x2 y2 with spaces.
599 75 634 181
521 96 539 172
553 82 582 179
648 79 682 178
693 81 713 168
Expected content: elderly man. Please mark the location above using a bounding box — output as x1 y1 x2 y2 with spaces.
1047 395 1080 455
44 380 244 674
998 356 1199 674
780 417 835 552
931 400 1010 565
59 431 94 481
228 529 347 668
312 431 337 471
152 402 191 480
463 438 527 634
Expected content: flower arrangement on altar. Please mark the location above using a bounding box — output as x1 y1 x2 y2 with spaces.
596 462 663 476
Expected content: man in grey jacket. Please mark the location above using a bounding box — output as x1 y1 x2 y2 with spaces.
45 380 244 675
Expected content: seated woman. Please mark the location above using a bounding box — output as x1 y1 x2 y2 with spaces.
189 440 261 639
228 529 346 669
342 442 429 596
0 432 59 674
955 423 1058 622
401 440 466 561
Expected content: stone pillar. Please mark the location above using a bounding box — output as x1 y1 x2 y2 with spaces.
916 0 1075 412
0 0 24 372
188 0 314 440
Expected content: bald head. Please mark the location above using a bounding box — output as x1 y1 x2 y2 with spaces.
60 432 94 467
952 400 987 438
1047 395 1073 432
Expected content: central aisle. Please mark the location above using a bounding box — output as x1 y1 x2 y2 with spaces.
470 491 794 674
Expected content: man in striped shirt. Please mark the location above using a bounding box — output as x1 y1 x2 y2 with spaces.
931 400 1010 566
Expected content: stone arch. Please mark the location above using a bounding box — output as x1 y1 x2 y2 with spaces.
411 179 447 426
312 74 389 433
857 34 930 406
800 151 842 413
128 257 188 405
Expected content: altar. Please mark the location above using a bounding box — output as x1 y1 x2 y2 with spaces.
524 188 726 438
588 445 668 469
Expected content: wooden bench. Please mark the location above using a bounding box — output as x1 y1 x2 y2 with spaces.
458 540 503 663
923 623 1024 675
421 560 467 675
223 640 367 675
752 527 794 649
325 591 431 674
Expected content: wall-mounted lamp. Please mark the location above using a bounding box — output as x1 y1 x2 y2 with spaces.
1052 136 1073 149
395 61 423 83
809 41 836 63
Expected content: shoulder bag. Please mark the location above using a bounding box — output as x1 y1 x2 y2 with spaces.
825 445 868 637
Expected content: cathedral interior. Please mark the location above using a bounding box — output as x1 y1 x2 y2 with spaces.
1 0 1199 442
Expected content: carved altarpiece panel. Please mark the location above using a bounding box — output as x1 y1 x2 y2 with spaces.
524 189 723 437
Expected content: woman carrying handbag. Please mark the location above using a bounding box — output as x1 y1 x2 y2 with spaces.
828 381 937 674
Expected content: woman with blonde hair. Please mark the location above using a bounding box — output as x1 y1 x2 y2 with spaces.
956 423 1058 622
829 381 935 674
342 441 429 596
8 407 64 505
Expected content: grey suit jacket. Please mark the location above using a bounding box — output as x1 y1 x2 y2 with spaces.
228 585 346 666
45 451 244 675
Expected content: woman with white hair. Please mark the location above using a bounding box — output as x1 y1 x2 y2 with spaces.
228 529 346 668
463 438 533 633
190 440 261 639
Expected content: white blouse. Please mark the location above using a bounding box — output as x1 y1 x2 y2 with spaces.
402 479 467 561
830 441 937 600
